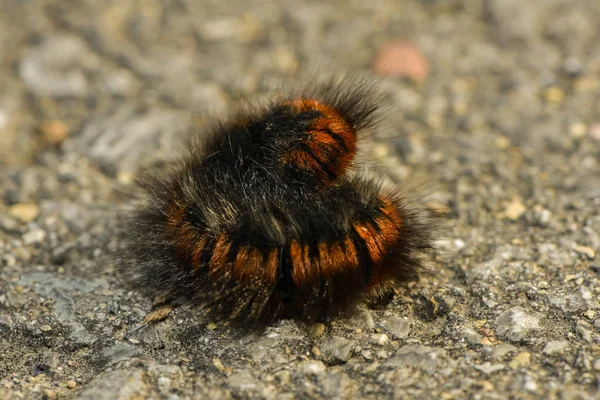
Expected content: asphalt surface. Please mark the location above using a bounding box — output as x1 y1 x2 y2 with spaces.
1 0 599 399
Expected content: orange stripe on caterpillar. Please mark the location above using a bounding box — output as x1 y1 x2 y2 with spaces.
234 246 263 281
353 221 386 264
320 241 351 275
166 202 208 269
290 236 363 287
265 248 279 286
280 98 357 183
209 233 231 278
366 196 406 289
342 236 360 270
290 240 308 286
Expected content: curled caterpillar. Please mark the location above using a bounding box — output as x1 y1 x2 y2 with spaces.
122 75 433 323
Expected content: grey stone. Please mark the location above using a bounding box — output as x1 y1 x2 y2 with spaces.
42 351 59 369
575 320 594 342
495 307 541 341
157 376 170 391
318 371 351 398
19 35 94 98
379 316 410 339
473 362 506 375
542 340 570 355
73 107 189 174
78 369 148 400
246 336 289 365
51 288 97 345
321 336 354 363
0 315 13 328
102 342 141 366
297 360 326 376
19 273 108 344
461 327 483 345
22 228 46 245
19 272 108 295
227 370 261 393
346 308 375 331
490 344 518 360
384 345 446 373
564 286 598 312
0 214 20 233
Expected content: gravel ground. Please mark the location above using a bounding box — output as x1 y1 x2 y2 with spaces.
1 0 600 399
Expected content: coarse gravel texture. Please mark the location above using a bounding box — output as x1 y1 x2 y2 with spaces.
1 0 600 399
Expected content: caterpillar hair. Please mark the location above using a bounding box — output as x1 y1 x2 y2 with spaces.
120 73 434 324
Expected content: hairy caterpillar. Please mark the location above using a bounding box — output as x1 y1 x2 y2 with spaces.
121 74 433 323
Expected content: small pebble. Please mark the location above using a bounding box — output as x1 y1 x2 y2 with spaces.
298 360 326 375
66 380 77 389
275 370 291 385
570 123 587 138
371 333 389 346
40 120 69 145
509 352 531 369
206 322 217 330
563 57 583 76
565 286 597 312
117 171 135 185
495 307 540 341
39 325 52 332
499 198 526 221
530 205 551 226
320 336 354 363
473 362 505 375
143 305 173 324
461 328 483 345
544 87 564 104
374 41 429 82
495 136 511 149
379 316 410 339
227 370 259 392
576 320 594 342
309 323 326 338
589 124 600 141
8 203 39 223
212 358 225 372
157 377 170 390
44 390 58 399
573 244 596 260
542 340 569 355
384 345 446 373
0 215 19 232
22 229 46 245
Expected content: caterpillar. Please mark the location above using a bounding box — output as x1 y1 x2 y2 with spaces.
121 74 433 323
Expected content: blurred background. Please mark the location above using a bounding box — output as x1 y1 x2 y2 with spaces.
1 1 600 399
2 0 599 176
